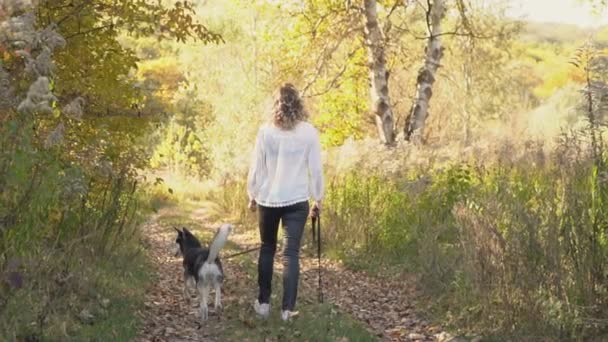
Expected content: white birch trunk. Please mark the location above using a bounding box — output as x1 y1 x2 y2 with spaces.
363 0 395 144
405 0 445 143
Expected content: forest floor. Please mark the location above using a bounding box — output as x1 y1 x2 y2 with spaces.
135 204 467 342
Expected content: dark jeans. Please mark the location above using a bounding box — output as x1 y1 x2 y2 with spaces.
257 201 309 311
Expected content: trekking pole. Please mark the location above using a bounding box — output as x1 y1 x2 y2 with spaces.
312 212 323 303
312 216 317 244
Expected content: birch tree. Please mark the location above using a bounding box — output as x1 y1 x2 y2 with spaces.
363 0 395 144
404 0 446 143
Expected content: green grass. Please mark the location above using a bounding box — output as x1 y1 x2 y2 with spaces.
72 254 150 341
0 244 150 342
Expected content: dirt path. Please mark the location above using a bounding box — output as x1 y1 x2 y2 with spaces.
136 213 224 341
136 207 457 342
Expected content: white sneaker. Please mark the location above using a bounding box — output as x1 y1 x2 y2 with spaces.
254 300 270 318
281 310 299 322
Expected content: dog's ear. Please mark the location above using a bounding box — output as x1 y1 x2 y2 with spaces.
174 227 182 234
182 227 191 235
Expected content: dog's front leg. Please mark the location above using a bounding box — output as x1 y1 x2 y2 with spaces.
183 274 190 303
199 283 209 321
183 274 196 304
214 282 222 312
183 284 189 303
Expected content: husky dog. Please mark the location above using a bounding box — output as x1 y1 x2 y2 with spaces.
173 224 232 321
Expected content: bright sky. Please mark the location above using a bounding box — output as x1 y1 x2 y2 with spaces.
506 0 608 27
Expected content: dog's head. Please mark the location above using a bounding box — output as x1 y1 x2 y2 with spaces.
172 227 185 257
172 227 201 257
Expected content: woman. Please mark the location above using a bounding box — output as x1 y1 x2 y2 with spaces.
247 83 324 322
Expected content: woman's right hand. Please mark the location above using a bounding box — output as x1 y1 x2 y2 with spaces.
248 199 257 212
310 201 321 218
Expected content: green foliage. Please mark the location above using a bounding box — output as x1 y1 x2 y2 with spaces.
149 93 213 178
0 0 220 339
313 57 369 146
275 0 369 145
0 237 150 341
320 154 608 338
40 0 220 116
323 164 472 264
0 120 148 338
338 145 606 338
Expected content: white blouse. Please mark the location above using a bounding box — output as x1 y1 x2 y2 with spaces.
247 121 324 207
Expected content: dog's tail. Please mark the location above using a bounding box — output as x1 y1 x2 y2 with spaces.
206 224 232 263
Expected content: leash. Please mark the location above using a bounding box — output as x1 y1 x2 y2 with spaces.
312 211 323 303
223 246 261 259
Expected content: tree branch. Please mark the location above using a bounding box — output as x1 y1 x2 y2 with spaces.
55 1 90 27
390 21 498 40
300 25 362 95
386 0 404 21
425 0 432 37
302 46 362 98
412 29 498 40
64 23 114 40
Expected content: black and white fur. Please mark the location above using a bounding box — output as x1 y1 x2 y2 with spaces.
173 224 232 321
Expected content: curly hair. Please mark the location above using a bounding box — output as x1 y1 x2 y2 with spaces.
272 83 308 130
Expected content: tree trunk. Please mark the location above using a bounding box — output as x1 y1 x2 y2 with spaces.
363 0 395 145
405 0 446 143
